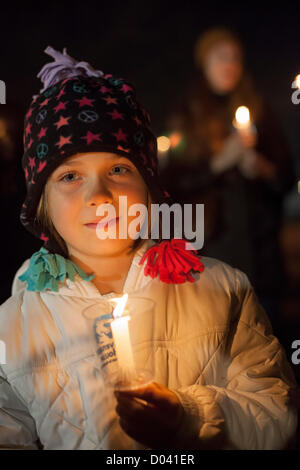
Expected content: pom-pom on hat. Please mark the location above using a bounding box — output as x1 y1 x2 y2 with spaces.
139 238 205 284
20 46 171 254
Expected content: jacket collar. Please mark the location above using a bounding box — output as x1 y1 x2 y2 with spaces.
46 239 156 299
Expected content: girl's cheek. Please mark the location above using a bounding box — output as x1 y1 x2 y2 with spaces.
48 187 77 218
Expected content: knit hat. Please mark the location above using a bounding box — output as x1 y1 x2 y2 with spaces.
20 46 171 255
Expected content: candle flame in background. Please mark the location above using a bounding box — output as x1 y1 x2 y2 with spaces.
157 135 170 152
169 132 183 148
0 119 7 139
235 106 250 125
111 293 128 319
295 75 300 89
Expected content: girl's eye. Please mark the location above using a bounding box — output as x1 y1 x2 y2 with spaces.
59 172 80 183
110 165 130 175
58 165 131 183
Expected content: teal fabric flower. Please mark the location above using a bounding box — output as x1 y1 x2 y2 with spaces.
18 247 96 292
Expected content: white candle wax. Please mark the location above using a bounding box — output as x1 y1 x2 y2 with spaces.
110 293 136 384
111 315 136 382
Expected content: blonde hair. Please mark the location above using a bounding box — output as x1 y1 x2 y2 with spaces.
35 184 69 257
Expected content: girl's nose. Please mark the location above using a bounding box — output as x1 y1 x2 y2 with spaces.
86 178 113 207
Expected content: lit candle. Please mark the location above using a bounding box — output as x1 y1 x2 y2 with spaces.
169 132 183 149
110 293 136 384
233 106 251 132
157 135 171 153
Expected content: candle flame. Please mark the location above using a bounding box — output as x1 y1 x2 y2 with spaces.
157 136 170 152
111 293 128 319
295 75 300 89
235 106 250 125
169 132 182 148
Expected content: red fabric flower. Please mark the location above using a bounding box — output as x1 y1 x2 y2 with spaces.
139 239 205 284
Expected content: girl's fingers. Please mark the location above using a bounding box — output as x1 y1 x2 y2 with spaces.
116 394 160 422
115 382 174 409
115 382 184 436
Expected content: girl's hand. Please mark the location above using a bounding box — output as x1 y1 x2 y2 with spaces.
238 129 257 149
238 149 277 181
114 381 184 449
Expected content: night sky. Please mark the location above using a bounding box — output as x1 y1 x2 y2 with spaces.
1 1 299 178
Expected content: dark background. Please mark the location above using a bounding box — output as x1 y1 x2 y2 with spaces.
0 1 299 181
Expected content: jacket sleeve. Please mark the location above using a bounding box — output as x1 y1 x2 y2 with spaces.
172 270 299 450
0 368 40 449
11 259 30 296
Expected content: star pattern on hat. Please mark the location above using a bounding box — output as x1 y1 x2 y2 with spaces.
54 101 68 113
39 98 49 107
26 108 33 119
55 135 72 148
99 85 113 94
38 127 48 139
103 96 117 105
76 97 95 107
37 161 47 173
56 88 66 100
29 157 36 169
55 115 71 129
113 128 127 142
25 123 31 136
108 109 124 120
121 84 133 93
81 131 102 144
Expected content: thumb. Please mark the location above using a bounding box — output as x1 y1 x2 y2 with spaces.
116 382 170 408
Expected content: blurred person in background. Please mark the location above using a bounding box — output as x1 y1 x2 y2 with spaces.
161 28 295 333
0 103 41 304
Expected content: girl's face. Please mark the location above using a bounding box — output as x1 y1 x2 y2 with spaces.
203 40 243 94
46 152 149 258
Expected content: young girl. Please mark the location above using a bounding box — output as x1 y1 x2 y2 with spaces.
0 47 298 450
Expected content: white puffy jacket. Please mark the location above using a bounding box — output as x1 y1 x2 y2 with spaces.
0 240 298 450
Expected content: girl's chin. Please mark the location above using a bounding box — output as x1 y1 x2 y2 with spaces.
78 237 136 253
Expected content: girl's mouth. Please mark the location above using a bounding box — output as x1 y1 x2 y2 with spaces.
85 217 119 229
